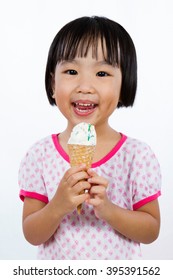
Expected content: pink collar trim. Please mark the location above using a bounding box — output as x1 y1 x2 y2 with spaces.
52 133 127 168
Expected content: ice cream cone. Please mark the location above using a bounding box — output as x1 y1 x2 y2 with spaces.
67 122 96 214
68 144 95 214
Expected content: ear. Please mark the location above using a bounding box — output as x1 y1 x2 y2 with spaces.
50 73 55 98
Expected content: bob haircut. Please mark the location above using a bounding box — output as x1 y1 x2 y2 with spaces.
45 16 137 108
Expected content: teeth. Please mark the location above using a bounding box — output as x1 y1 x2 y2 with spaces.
74 102 95 107
76 108 90 112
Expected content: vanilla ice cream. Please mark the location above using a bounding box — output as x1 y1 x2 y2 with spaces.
68 122 96 146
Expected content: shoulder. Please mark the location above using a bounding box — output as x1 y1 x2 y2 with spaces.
123 135 161 170
124 135 156 156
20 135 57 165
26 135 54 155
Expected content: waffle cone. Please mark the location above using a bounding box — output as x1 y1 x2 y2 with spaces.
68 144 95 214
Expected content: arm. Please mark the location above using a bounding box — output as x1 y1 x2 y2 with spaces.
87 169 160 244
99 199 160 244
22 165 90 245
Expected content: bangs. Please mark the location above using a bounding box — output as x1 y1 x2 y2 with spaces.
52 17 121 68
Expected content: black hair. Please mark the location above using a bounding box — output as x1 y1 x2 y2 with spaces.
45 16 137 108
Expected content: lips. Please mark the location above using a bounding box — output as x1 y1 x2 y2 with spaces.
72 100 98 116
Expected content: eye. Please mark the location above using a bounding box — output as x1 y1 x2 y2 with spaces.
97 71 109 77
65 69 77 75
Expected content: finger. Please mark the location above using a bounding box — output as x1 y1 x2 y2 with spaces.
87 168 98 177
64 164 87 181
68 171 90 187
76 192 90 206
86 196 100 207
88 176 108 188
73 180 91 194
89 185 106 196
87 168 108 187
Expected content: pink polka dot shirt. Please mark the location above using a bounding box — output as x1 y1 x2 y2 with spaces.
18 133 161 259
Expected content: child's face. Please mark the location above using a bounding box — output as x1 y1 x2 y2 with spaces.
52 40 122 130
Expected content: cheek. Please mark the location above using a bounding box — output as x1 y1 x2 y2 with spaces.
114 71 122 95
53 83 67 100
114 75 122 91
53 86 70 111
54 93 65 108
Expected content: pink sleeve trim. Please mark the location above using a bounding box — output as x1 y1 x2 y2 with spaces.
133 191 161 210
19 190 49 204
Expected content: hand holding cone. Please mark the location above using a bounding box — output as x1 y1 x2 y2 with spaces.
68 123 96 214
68 144 95 213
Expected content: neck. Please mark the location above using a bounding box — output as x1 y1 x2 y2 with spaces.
59 121 119 145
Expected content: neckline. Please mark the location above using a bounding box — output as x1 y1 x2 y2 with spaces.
52 133 127 168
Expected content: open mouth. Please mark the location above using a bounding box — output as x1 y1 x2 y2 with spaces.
72 101 97 116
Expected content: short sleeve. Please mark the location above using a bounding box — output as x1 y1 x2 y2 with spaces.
18 149 48 203
132 144 161 210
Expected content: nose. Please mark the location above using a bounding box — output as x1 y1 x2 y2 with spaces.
76 73 95 94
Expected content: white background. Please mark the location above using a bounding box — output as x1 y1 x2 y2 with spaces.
0 0 172 259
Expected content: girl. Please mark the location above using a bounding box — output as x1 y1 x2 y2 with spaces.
18 16 161 259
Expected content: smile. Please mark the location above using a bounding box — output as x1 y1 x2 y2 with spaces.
72 101 97 116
